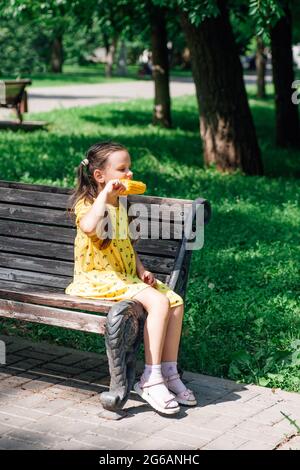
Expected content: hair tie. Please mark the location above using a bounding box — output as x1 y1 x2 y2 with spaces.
81 158 89 167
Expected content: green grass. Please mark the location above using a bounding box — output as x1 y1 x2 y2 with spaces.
1 63 155 88
1 63 192 88
1 63 297 89
0 93 299 393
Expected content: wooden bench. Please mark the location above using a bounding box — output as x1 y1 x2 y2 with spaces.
0 180 211 418
0 79 32 123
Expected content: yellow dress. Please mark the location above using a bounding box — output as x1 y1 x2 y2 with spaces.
65 197 184 308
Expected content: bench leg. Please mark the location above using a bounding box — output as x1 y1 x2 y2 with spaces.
16 104 23 123
99 299 146 420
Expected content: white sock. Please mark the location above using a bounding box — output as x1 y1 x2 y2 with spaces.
144 363 163 382
161 361 186 395
140 364 178 408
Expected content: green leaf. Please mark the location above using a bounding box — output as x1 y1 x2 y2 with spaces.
258 377 270 386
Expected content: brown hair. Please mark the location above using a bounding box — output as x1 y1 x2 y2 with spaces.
69 141 127 211
67 141 136 250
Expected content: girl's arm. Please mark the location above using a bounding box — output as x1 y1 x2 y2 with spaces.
79 191 108 238
134 247 157 287
80 179 126 238
134 248 146 277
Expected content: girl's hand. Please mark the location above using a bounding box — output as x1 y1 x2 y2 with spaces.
103 179 126 198
140 270 157 287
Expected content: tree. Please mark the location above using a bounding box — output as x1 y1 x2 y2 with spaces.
230 5 268 99
95 1 125 77
256 36 267 99
150 4 172 127
249 0 300 147
4 0 94 73
270 2 300 146
177 0 263 175
112 0 172 127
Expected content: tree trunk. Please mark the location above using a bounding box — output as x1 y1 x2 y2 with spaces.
117 40 128 76
256 36 267 99
181 3 263 175
150 5 172 128
270 7 300 147
51 36 63 73
105 37 118 78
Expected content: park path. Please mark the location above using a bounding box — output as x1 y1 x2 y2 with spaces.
27 78 196 113
0 334 299 450
26 73 272 113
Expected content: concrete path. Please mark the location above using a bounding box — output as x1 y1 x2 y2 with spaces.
0 334 299 450
24 73 272 114
27 79 196 113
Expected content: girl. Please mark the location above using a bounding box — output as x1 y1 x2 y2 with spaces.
66 141 196 415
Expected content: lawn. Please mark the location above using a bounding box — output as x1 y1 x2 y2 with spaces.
2 64 154 87
0 92 299 393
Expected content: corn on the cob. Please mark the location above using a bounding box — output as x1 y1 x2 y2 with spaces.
119 179 147 195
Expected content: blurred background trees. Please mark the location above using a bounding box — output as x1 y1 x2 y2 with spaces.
0 0 299 173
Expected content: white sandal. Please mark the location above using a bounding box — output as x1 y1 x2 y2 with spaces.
134 376 180 415
164 373 197 406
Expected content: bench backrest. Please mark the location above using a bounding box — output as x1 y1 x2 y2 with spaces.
1 80 31 106
0 181 210 300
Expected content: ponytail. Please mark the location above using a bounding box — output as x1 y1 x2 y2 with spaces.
67 161 98 218
67 141 128 250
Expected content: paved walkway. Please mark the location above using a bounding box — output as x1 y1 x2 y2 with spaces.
0 334 299 450
23 73 272 114
0 74 272 118
27 79 196 113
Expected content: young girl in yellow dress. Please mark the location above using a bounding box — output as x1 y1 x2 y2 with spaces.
66 141 196 415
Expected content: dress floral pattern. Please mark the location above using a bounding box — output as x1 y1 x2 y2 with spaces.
65 197 184 307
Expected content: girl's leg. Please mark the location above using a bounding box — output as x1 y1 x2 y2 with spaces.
161 303 184 362
161 303 197 406
131 287 179 414
133 286 170 365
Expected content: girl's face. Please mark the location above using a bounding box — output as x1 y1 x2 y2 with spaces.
95 150 133 186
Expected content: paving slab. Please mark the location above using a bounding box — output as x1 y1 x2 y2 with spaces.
0 334 299 450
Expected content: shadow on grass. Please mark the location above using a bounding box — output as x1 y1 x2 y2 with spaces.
80 105 199 133
0 132 203 183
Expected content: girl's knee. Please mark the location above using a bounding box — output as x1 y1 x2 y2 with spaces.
133 287 170 313
151 291 170 312
170 303 184 317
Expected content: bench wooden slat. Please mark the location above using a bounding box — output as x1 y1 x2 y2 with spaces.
0 180 193 205
0 236 74 261
0 214 184 241
134 238 179 257
0 219 76 244
0 181 213 224
0 194 192 224
0 267 71 288
0 249 175 276
0 203 72 227
0 252 74 277
3 80 32 85
0 186 191 211
0 266 168 288
0 298 107 334
0 187 69 210
0 204 186 236
0 226 179 257
0 180 69 194
0 280 114 313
